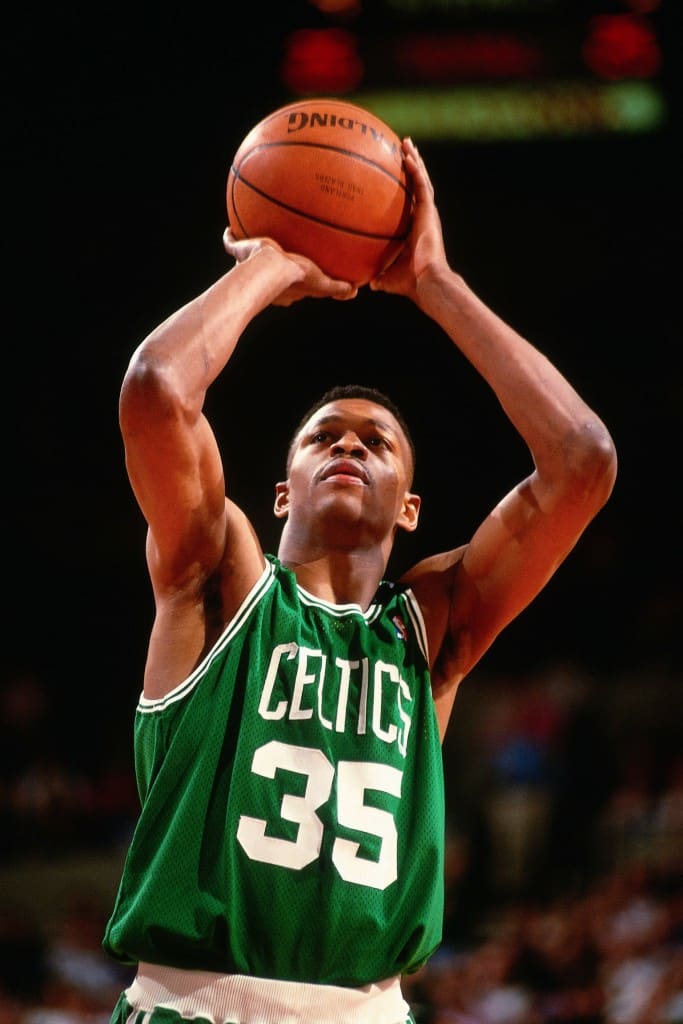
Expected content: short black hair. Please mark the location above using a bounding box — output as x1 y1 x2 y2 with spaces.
287 384 416 478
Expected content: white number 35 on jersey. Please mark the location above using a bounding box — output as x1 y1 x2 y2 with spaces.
237 739 402 891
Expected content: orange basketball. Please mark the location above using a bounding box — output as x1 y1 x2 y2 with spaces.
226 98 413 285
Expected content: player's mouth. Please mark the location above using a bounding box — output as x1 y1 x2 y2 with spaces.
319 459 369 485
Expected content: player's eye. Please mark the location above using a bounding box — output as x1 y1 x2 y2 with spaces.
312 431 330 443
367 435 390 449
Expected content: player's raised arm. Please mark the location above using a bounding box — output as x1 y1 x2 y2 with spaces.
377 140 617 734
119 240 356 596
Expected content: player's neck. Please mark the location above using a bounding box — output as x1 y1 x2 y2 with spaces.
278 549 387 610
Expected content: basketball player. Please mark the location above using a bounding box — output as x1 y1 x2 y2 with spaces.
103 139 617 1023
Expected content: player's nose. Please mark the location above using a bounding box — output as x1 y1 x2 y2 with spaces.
332 431 368 458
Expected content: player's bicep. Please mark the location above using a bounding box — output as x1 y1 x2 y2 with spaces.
125 410 228 586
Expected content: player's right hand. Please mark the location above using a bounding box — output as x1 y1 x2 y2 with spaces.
223 229 358 305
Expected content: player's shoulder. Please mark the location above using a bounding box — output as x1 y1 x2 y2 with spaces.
399 546 467 595
398 547 469 665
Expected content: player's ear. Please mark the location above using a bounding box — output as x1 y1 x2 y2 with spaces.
274 481 290 519
398 491 421 533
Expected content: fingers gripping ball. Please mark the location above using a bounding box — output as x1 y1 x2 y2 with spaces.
226 99 413 285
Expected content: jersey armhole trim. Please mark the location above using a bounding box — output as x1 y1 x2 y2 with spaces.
402 588 430 666
137 560 276 713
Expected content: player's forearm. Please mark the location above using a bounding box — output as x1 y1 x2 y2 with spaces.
417 265 617 493
124 248 299 412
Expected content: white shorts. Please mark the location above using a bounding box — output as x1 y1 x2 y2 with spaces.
121 961 413 1024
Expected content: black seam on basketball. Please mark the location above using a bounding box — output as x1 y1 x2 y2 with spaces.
230 172 410 241
234 141 410 194
227 170 248 238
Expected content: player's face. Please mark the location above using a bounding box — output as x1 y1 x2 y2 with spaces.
274 399 420 539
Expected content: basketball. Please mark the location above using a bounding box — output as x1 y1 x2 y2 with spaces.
226 98 413 285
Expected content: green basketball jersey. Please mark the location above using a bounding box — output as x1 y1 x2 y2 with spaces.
103 555 445 987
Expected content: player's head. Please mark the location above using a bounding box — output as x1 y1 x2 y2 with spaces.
286 384 416 485
277 384 420 547
274 385 419 544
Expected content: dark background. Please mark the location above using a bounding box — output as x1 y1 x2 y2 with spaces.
4 1 681 774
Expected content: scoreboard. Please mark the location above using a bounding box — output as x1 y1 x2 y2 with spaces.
276 0 669 141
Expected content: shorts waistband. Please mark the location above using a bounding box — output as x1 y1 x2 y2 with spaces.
126 962 410 1024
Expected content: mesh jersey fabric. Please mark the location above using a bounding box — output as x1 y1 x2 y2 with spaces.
103 555 445 986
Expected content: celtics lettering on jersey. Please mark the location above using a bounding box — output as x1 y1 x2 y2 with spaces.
238 644 414 891
258 644 412 752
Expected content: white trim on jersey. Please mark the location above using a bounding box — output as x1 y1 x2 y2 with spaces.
296 583 379 621
402 588 430 666
137 559 276 714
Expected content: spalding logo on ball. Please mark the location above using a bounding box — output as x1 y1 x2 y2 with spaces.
226 99 414 285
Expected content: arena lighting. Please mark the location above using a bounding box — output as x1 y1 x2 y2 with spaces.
346 80 666 141
582 14 662 80
281 28 364 94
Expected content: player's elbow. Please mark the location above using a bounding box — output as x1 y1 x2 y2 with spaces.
119 348 186 434
564 418 618 511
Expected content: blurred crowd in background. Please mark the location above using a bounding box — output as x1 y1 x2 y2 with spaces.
0 661 680 1023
